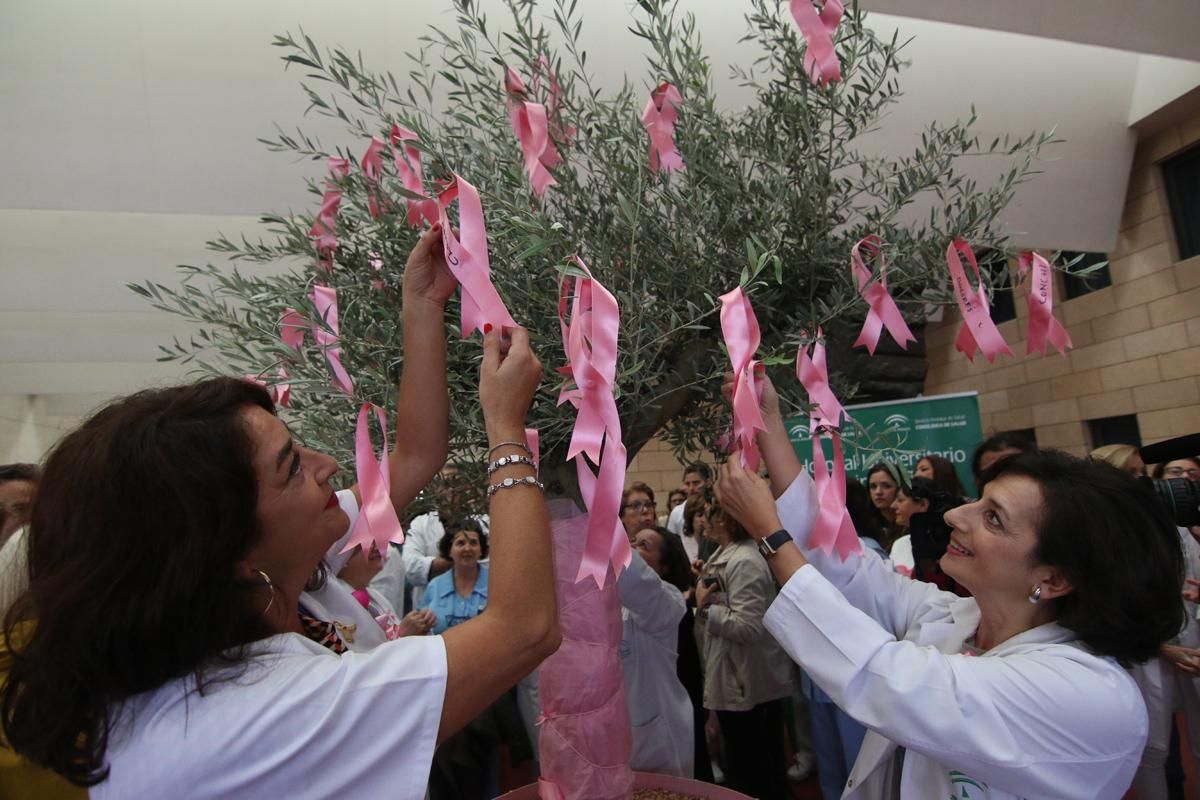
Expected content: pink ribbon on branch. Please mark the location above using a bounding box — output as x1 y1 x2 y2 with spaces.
436 175 518 338
280 309 308 351
641 83 685 175
361 137 388 220
850 235 916 355
533 55 576 145
796 334 861 560
946 238 1014 363
1018 251 1073 357
310 285 355 394
308 156 350 272
341 403 405 556
243 367 291 408
718 287 766 471
504 66 560 199
557 255 631 586
389 125 438 227
789 0 844 87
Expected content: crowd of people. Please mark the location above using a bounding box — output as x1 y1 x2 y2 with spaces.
0 227 1196 800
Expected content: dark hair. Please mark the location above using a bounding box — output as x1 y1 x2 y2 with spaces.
866 461 903 489
983 450 1185 664
682 490 712 539
640 526 693 593
668 489 687 503
915 454 966 496
845 479 886 545
1150 457 1200 479
437 518 488 560
1 378 278 786
622 481 656 509
707 497 749 542
0 464 39 484
971 431 1037 484
682 462 711 482
903 477 966 566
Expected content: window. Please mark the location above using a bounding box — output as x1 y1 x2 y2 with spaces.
1163 145 1200 261
1088 414 1141 449
1060 251 1112 300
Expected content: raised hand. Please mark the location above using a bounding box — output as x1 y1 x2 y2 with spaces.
403 223 458 306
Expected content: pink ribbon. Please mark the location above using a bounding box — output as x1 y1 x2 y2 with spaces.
789 0 844 86
640 83 685 175
946 238 1014 363
436 175 518 337
851 235 916 355
280 309 308 351
389 125 438 227
718 288 766 471
505 66 561 198
341 403 405 556
361 137 388 220
310 285 355 394
243 367 290 408
796 336 860 559
1018 251 1073 357
307 157 350 272
557 255 631 586
526 427 540 473
534 55 576 145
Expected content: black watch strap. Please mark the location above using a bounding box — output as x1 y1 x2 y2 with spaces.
757 528 792 559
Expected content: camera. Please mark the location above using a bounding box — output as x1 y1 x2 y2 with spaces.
1142 477 1200 529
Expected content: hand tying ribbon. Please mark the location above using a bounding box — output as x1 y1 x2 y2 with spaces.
557 255 631 586
789 0 844 87
850 235 916 355
308 157 350 272
718 287 766 471
641 83 685 175
310 285 355 393
946 238 1014 363
505 66 561 198
361 137 388 220
389 125 437 227
341 403 405 556
436 175 518 337
797 334 860 560
1018 251 1073 357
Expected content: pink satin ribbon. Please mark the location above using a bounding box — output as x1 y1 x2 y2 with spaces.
308 157 350 272
310 285 355 393
946 238 1014 363
557 255 632 586
280 309 308 351
789 0 844 86
797 335 861 559
526 427 540 473
436 175 518 337
505 66 561 198
361 136 388 220
1018 252 1073 357
341 403 405 556
243 368 290 408
534 55 576 145
718 288 766 471
851 235 916 355
641 83 685 175
389 125 437 227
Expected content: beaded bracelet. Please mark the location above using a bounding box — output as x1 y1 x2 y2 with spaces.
487 475 545 498
488 454 537 474
488 441 532 459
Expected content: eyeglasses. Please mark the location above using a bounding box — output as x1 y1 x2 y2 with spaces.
1164 466 1200 479
624 500 655 512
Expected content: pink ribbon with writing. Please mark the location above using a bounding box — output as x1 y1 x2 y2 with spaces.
851 235 916 355
557 255 631 586
718 287 766 471
436 175 518 337
789 0 844 87
1018 251 1073 357
946 238 1014 363
310 285 355 393
504 66 560 198
308 157 350 272
389 125 438 227
641 83 685 175
797 335 861 559
342 403 405 556
361 137 388 220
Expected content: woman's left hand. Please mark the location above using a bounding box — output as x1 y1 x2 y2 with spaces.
1163 643 1200 675
402 224 457 306
714 454 784 539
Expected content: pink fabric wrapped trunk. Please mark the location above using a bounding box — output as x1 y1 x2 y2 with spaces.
537 500 633 800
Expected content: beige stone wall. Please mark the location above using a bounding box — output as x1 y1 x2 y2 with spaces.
623 437 712 512
924 115 1200 456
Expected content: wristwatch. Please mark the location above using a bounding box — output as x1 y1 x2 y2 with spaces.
757 529 793 559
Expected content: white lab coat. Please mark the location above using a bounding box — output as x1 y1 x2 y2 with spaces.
764 472 1147 800
617 551 694 778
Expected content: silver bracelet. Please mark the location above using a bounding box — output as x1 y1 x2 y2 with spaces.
488 441 532 459
488 454 537 474
487 475 544 498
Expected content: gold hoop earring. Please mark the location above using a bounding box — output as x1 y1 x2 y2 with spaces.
255 569 277 615
1028 585 1042 605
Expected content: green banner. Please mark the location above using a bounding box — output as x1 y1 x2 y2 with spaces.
786 392 982 491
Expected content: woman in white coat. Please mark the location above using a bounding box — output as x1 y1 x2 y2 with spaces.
714 374 1184 800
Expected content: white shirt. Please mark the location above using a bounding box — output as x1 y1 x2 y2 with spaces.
0 526 27 618
368 543 408 616
617 551 693 778
665 502 686 535
765 472 1147 800
888 534 914 573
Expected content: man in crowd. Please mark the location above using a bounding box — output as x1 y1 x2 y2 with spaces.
0 464 37 547
665 462 712 535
